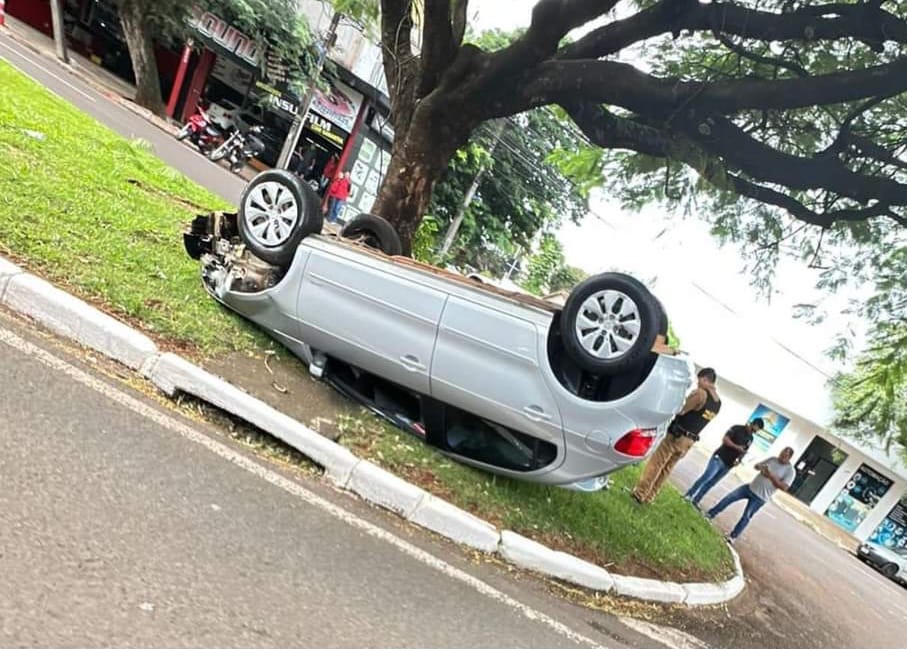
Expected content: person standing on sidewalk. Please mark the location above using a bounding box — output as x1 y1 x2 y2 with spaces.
706 446 796 543
684 418 763 507
324 171 352 223
632 368 721 504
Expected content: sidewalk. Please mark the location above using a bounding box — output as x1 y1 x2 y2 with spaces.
3 15 138 101
773 491 860 553
1 17 262 183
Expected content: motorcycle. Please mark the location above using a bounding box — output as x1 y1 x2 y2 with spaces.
208 124 266 173
175 106 223 156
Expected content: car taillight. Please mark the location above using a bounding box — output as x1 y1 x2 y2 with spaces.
615 428 658 457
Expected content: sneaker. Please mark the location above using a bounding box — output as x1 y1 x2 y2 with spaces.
725 535 736 545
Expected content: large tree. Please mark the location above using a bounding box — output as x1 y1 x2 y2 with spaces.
114 0 314 115
369 0 907 256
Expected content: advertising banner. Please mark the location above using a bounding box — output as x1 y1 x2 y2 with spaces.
748 403 790 453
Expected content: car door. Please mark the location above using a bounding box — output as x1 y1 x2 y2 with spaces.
430 295 564 445
296 247 446 394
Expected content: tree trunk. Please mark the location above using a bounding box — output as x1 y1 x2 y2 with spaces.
116 0 165 115
372 103 469 255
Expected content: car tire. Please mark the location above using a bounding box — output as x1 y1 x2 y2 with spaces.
339 213 403 256
882 562 899 578
560 272 660 376
238 169 323 268
176 124 191 141
654 296 669 338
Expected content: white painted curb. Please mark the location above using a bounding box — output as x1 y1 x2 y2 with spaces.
0 256 746 607
500 531 615 592
141 352 361 482
409 496 500 553
0 258 23 298
347 460 428 518
611 573 686 604
2 273 157 370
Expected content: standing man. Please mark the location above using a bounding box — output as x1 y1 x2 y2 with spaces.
632 367 721 504
706 446 796 543
684 418 764 507
324 171 352 223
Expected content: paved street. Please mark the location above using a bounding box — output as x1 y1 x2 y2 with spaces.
0 310 677 648
3 26 907 648
665 455 907 648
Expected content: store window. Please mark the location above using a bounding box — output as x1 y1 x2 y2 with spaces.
825 464 893 532
869 495 907 550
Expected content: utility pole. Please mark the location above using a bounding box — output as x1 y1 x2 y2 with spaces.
276 11 341 169
438 119 507 257
49 0 68 63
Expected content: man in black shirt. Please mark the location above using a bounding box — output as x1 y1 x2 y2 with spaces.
684 418 765 507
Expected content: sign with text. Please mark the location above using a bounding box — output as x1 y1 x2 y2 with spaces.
189 7 262 67
825 464 893 533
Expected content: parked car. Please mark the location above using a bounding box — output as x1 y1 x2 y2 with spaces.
183 170 694 490
857 542 907 584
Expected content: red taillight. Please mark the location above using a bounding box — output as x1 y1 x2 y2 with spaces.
615 428 658 457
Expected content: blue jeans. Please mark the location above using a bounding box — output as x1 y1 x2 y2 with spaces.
707 484 766 539
685 454 731 505
327 197 346 223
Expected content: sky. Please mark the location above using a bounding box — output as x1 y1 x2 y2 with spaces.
466 0 866 418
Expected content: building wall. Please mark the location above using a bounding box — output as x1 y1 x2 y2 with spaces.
693 375 907 542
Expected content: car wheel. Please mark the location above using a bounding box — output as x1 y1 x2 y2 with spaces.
176 124 191 141
654 296 668 338
882 562 899 578
238 169 323 268
339 213 403 256
560 272 659 376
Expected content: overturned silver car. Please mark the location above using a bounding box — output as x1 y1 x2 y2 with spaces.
184 170 694 491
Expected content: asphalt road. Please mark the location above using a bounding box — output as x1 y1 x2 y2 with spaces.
0 309 692 648
3 27 907 648
0 30 245 207
665 454 907 649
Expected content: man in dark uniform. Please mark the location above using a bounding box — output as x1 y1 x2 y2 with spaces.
684 418 764 507
632 367 721 504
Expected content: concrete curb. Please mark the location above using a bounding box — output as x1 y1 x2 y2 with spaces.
2 273 157 370
409 496 500 553
500 531 615 592
0 257 745 606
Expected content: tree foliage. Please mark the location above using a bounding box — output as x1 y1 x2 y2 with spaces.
427 103 587 275
522 234 587 296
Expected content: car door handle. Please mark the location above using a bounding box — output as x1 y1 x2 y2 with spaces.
523 405 552 422
399 355 426 372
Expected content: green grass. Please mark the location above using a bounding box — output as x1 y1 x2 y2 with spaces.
0 59 263 352
339 414 735 582
0 59 733 582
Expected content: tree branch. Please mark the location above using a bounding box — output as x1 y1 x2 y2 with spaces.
452 0 469 46
420 0 457 96
566 100 907 230
559 0 907 60
381 0 419 134
522 57 907 116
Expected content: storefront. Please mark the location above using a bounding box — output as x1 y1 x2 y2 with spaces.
6 0 182 97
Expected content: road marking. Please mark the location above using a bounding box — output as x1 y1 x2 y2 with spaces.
0 326 617 649
619 617 709 649
0 37 96 103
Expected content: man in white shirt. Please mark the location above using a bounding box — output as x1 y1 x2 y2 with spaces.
706 447 796 543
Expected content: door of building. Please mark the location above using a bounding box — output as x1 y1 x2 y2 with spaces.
791 436 848 505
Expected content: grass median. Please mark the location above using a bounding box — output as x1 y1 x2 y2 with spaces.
0 58 734 582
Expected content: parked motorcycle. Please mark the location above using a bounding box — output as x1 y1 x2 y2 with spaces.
175 107 223 156
208 125 266 173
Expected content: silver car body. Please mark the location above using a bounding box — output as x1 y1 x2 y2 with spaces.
200 232 694 486
858 542 907 583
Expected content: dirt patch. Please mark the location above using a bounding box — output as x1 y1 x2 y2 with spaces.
201 350 360 441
